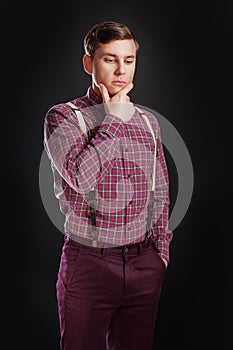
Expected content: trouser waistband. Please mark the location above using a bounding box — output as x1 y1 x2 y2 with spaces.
65 234 154 256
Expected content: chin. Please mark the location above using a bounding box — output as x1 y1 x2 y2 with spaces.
108 86 121 97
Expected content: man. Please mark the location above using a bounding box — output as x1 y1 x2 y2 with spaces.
44 21 173 350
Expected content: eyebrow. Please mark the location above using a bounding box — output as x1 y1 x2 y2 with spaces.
103 53 135 59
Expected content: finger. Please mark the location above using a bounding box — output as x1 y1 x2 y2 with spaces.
99 83 110 103
119 82 134 96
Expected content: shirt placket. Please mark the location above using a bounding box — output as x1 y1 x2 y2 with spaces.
122 123 133 240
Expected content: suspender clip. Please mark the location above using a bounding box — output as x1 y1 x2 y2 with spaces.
87 190 98 247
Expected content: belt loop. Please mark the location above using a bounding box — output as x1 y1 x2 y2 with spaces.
101 247 104 256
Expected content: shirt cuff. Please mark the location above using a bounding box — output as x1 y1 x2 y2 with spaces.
153 231 173 264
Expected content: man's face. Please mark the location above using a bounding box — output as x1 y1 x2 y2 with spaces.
84 39 137 97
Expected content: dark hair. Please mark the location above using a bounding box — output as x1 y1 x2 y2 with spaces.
84 21 140 58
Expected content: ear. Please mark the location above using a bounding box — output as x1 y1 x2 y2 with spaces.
83 54 93 75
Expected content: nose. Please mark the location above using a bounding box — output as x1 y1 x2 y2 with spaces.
115 61 126 75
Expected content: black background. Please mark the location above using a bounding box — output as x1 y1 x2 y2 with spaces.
5 0 232 349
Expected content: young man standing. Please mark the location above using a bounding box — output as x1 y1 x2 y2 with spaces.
44 21 173 350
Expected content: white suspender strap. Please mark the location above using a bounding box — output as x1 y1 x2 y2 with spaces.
66 102 89 142
134 106 157 192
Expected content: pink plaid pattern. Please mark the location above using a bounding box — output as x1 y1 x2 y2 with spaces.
43 87 173 262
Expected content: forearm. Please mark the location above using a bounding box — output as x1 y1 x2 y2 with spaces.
66 113 126 194
44 108 126 195
151 216 173 264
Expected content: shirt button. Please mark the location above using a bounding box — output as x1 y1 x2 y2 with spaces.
128 174 131 177
125 148 128 152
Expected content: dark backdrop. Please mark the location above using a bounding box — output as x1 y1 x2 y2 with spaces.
5 0 232 349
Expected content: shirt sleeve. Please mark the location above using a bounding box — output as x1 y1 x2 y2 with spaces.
150 116 173 264
43 105 126 196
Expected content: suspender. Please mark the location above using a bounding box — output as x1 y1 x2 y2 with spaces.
66 102 157 247
66 102 89 142
134 106 157 245
134 107 157 192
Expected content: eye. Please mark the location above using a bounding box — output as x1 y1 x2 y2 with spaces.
104 58 115 63
125 60 134 65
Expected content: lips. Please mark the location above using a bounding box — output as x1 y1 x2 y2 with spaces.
112 81 127 86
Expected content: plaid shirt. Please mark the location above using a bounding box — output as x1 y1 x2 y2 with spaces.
43 87 173 262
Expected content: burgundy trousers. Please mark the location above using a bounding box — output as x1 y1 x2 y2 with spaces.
56 236 166 350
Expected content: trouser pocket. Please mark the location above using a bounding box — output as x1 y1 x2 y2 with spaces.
151 242 167 271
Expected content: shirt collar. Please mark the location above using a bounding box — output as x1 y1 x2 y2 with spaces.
86 86 102 105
